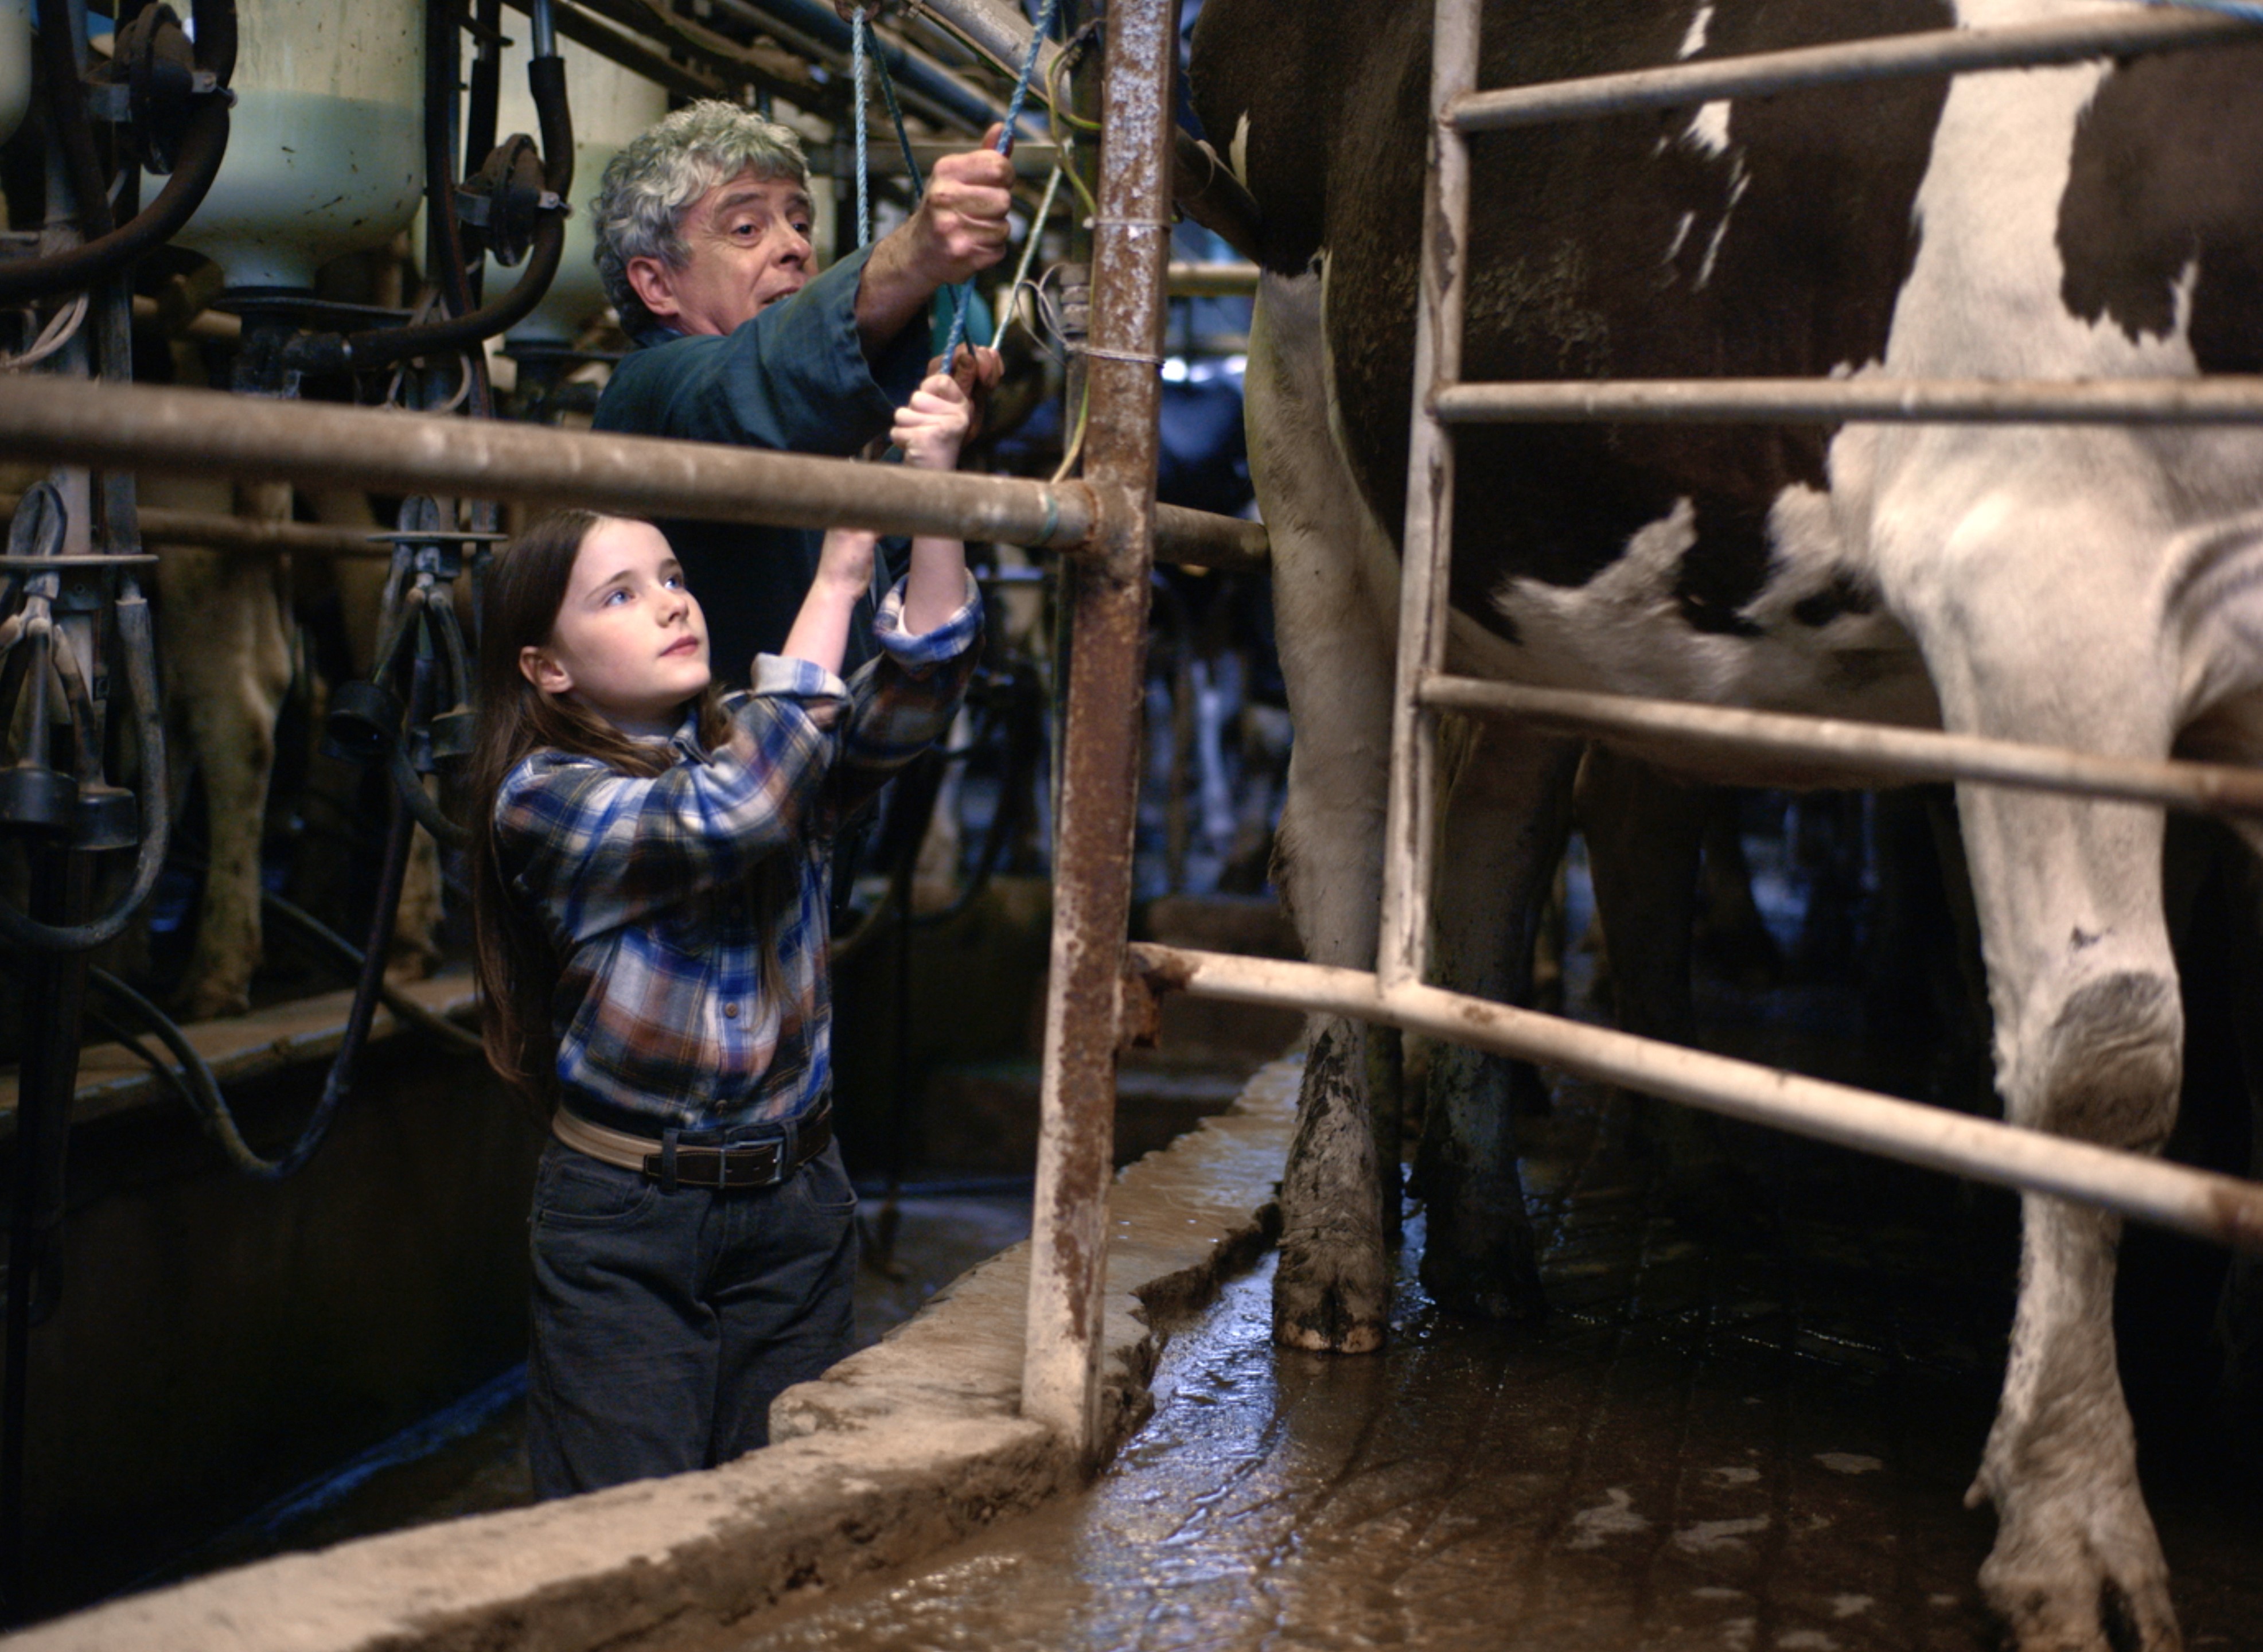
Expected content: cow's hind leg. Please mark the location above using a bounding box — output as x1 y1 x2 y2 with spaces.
1415 720 1578 1322
1915 562 2182 1652
1250 268 1396 1354
1269 689 1395 1352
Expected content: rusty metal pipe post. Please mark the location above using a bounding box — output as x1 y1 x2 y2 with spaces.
1020 0 1175 1459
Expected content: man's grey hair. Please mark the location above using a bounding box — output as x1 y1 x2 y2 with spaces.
591 101 811 333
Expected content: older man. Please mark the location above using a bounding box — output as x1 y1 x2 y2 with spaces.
590 100 1011 679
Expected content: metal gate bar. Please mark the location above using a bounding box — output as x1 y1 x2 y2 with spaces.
1434 376 2263 423
1451 4 2260 133
1423 677 2263 819
1334 0 2263 1330
1376 0 1482 993
1018 0 1176 1458
0 374 1267 571
1123 944 2263 1254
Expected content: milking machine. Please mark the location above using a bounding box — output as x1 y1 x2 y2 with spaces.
0 0 237 1607
0 0 583 1611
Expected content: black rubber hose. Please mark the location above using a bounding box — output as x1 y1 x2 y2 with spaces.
286 49 574 373
33 0 115 241
190 0 239 85
258 889 483 1053
465 0 504 216
0 591 172 951
0 0 237 304
426 0 478 320
426 582 475 716
389 735 473 849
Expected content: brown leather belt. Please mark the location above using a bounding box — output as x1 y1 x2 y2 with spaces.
551 1104 832 1190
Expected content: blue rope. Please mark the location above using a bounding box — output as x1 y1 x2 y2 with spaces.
2147 0 2263 21
939 0 1064 365
868 29 974 348
854 1 1065 366
851 15 872 248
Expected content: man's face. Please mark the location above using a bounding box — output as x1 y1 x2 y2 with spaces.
629 169 816 337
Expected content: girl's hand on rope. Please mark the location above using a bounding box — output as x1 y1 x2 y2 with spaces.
894 372 972 472
913 124 1016 283
926 343 1001 444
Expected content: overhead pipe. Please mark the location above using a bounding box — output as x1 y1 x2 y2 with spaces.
714 0 1004 133
0 0 238 303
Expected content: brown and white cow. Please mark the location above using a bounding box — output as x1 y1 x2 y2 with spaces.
1190 2 2263 1646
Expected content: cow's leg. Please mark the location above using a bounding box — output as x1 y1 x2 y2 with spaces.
1416 720 1577 1322
152 481 294 1021
1913 563 2181 1652
1269 697 1393 1353
1575 748 1730 1186
1249 269 1396 1354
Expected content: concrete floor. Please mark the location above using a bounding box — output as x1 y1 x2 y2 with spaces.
718 1076 2263 1652
134 1191 1035 1592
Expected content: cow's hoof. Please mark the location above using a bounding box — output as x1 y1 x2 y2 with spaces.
1273 1248 1388 1354
1419 1242 1545 1324
1977 1495 2182 1652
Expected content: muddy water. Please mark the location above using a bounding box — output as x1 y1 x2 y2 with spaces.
728 1076 2263 1652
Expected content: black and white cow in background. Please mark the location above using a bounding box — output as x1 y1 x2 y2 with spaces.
1189 2 2263 1647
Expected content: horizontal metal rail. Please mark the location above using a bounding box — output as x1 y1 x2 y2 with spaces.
1423 676 2263 819
1125 944 2263 1254
1165 261 1262 298
0 376 1269 571
1451 5 2261 133
0 494 391 560
1432 376 2263 424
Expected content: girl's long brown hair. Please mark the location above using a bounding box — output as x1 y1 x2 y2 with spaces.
468 510 731 1111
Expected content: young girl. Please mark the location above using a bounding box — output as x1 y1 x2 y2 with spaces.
470 373 981 1497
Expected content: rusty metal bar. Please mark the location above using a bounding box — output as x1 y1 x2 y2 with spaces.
1377 0 1482 994
1433 376 2263 424
1125 944 2263 1254
1450 5 2260 134
1019 0 1174 1459
0 494 389 559
0 375 1265 568
1423 676 2263 819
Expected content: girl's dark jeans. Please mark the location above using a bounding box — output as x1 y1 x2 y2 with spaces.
526 1133 858 1498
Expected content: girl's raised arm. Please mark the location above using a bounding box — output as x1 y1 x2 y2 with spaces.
890 372 972 636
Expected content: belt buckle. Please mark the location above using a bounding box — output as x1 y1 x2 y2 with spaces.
644 1139 784 1189
718 1140 785 1188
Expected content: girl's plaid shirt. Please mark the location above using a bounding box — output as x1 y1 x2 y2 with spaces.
493 575 981 1135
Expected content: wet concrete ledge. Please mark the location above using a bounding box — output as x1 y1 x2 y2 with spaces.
9 1058 1301 1652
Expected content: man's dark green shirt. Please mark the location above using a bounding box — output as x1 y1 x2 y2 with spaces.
591 244 928 684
